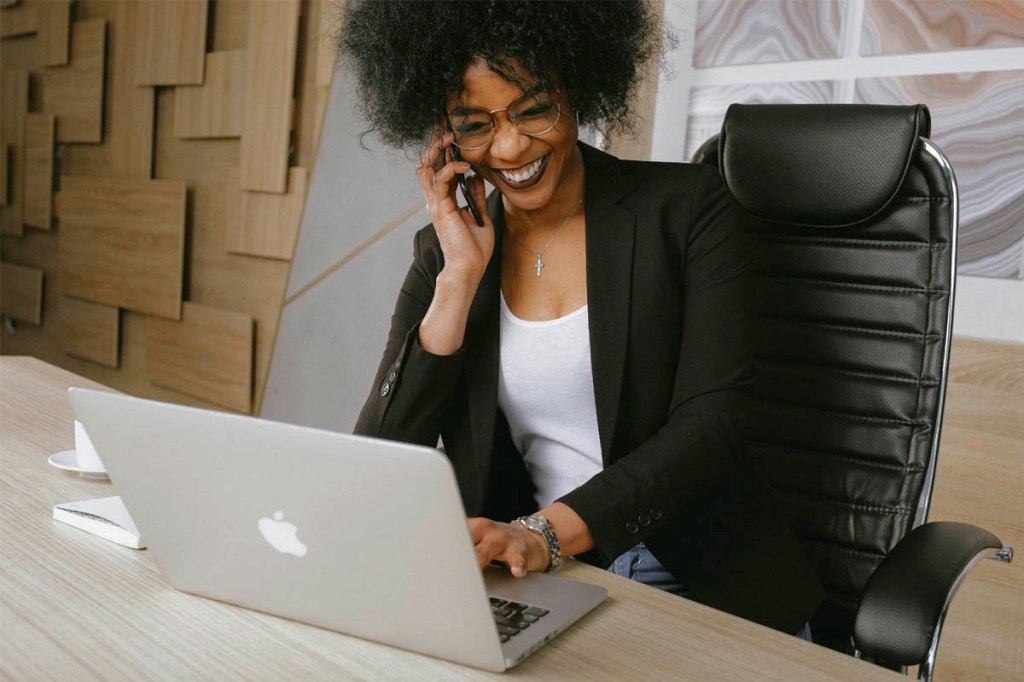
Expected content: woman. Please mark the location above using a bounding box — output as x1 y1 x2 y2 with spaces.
343 1 823 638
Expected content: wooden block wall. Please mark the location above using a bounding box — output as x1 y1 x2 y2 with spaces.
0 1 35 38
133 0 208 86
0 261 43 325
60 295 120 368
55 175 186 320
36 0 71 67
22 113 54 229
239 0 301 193
174 49 245 139
224 166 308 260
38 17 105 143
1 144 8 206
0 0 335 415
146 302 254 413
1 68 28 235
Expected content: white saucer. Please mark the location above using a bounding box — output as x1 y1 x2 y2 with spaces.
48 450 108 480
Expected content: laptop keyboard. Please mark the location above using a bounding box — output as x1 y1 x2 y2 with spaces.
489 597 550 643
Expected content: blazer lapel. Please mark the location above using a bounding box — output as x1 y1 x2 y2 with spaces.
580 143 638 463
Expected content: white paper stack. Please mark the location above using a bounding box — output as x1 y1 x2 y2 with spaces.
53 496 145 549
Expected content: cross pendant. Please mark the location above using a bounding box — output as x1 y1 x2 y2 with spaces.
534 255 544 277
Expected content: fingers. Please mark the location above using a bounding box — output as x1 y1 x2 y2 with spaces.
468 518 544 578
418 134 485 230
465 173 489 226
417 133 463 197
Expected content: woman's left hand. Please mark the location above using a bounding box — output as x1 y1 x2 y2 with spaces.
468 518 550 577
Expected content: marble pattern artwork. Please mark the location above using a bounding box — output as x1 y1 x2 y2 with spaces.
685 81 838 161
856 71 1024 278
861 0 1024 56
693 0 845 67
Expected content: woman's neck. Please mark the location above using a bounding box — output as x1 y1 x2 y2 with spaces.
502 146 585 238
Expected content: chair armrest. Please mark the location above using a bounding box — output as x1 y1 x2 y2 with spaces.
853 521 1011 669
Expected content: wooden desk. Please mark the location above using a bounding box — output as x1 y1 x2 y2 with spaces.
0 357 900 680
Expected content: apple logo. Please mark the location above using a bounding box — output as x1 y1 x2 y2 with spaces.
257 510 308 557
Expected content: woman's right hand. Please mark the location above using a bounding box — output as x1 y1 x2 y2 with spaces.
414 132 494 356
416 131 494 284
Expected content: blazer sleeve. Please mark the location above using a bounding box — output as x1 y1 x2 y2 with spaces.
557 165 755 563
353 226 464 447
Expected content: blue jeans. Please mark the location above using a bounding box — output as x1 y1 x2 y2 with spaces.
607 543 813 643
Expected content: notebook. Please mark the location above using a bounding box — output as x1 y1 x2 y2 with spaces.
67 388 606 672
53 495 144 549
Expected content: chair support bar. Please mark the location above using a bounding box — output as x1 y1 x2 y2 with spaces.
992 547 1014 563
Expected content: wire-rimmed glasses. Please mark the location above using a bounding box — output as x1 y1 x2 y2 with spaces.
447 90 562 150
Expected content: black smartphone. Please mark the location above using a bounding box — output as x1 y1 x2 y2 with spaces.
445 124 485 227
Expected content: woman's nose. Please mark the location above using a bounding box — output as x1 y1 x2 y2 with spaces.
487 115 531 163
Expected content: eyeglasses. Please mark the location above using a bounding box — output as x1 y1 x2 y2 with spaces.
447 90 562 150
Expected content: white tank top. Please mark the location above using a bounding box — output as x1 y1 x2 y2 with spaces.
497 293 603 509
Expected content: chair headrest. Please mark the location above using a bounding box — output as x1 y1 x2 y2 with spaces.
719 104 931 227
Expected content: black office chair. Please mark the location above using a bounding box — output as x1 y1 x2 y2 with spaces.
692 104 1013 679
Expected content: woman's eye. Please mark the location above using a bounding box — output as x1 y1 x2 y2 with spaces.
519 104 553 119
455 121 489 135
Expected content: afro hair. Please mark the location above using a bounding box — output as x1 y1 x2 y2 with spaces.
338 0 663 149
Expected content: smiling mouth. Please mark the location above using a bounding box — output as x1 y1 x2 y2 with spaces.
493 154 549 189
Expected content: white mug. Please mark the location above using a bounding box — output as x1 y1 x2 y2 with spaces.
74 420 105 473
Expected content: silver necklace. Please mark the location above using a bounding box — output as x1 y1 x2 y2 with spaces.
507 194 585 277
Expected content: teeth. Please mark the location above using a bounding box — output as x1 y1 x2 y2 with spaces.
498 157 544 184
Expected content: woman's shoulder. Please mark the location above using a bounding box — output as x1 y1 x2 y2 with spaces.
623 158 719 196
580 142 721 204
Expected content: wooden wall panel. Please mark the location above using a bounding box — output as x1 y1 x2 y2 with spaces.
146 302 253 413
313 0 337 87
0 68 28 235
0 261 43 325
1 144 8 206
239 0 300 193
50 2 154 180
133 0 208 86
292 1 333 169
225 167 307 260
59 295 120 368
55 175 185 320
36 0 70 67
108 2 154 179
174 49 245 139
22 113 54 229
39 19 106 143
0 2 36 38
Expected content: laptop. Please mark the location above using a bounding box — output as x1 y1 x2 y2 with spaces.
68 388 606 672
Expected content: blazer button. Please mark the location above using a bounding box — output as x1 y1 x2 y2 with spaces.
637 512 652 527
387 369 398 383
625 520 640 535
651 508 662 521
379 381 391 397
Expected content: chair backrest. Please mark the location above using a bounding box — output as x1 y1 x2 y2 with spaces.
693 104 958 651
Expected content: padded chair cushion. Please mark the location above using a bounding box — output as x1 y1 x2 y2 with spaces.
719 104 931 228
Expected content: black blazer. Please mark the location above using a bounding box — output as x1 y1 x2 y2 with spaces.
355 143 824 633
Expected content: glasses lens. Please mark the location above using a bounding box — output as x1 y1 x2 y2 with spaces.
510 92 559 135
449 109 493 149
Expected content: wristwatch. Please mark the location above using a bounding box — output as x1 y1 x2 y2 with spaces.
515 514 562 571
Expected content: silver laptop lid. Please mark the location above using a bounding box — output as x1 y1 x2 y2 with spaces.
68 388 507 672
